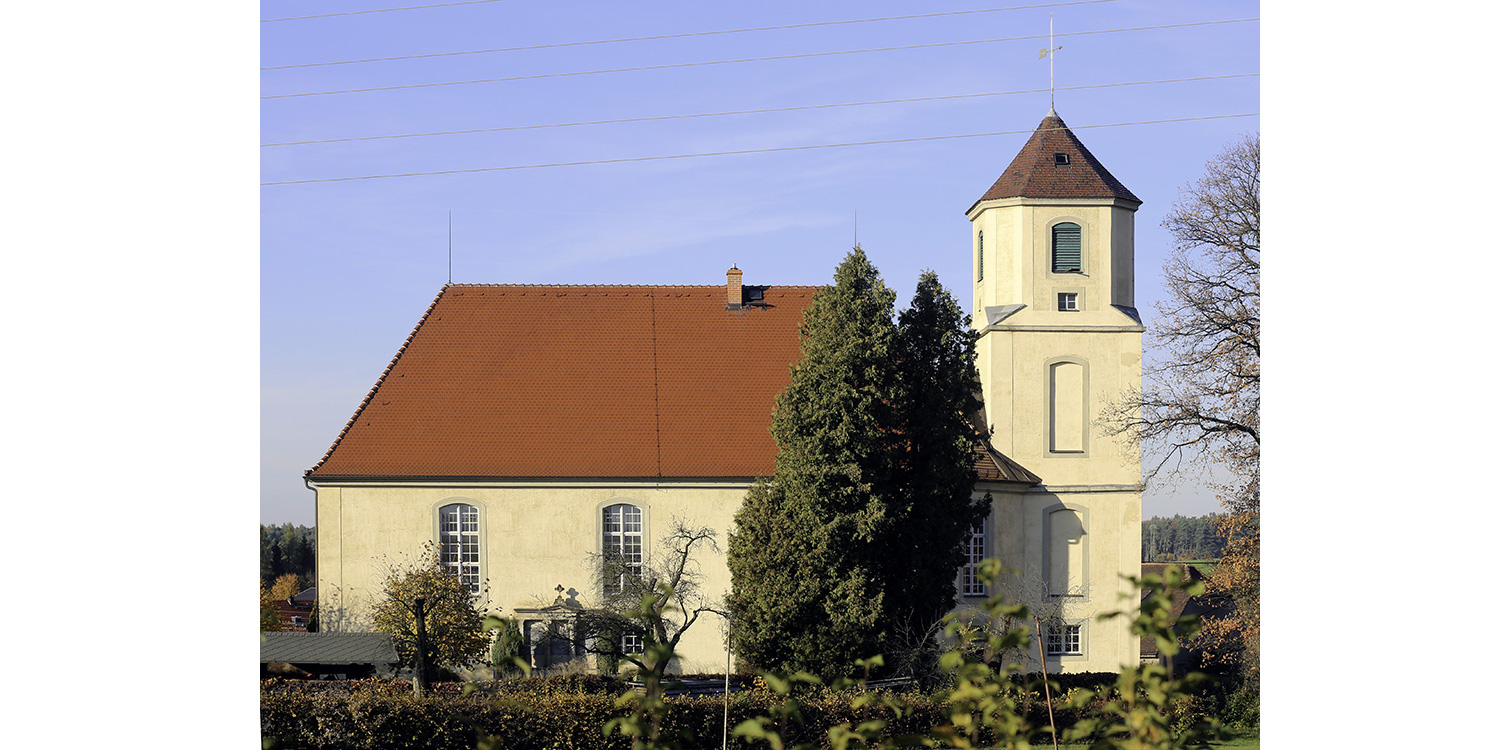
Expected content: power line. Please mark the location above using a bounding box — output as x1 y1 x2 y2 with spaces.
262 18 1259 100
263 0 507 23
261 113 1259 186
263 1 1121 70
262 73 1258 147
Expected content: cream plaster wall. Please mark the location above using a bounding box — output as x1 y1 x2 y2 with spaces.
969 196 1144 488
317 477 1142 675
957 486 1142 673
962 193 1144 671
315 480 746 674
969 198 1138 320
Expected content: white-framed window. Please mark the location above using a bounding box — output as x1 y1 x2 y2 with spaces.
1046 623 1082 655
961 523 987 596
602 503 644 594
1051 222 1082 273
439 503 481 594
621 631 644 655
1057 292 1078 311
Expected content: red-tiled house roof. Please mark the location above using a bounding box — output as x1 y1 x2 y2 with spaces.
307 280 1038 485
970 110 1140 210
1138 562 1235 667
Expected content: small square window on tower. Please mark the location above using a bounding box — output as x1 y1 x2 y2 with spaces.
1058 292 1078 311
1053 152 1070 165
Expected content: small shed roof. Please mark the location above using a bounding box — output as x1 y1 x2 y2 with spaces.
260 632 399 665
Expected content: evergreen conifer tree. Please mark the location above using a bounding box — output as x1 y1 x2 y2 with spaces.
728 252 984 678
728 247 900 678
884 271 988 633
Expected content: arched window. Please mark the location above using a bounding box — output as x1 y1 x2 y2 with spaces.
1051 222 1082 273
977 230 984 280
602 503 643 594
438 503 480 594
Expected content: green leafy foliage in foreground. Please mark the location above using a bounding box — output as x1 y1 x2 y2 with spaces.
262 566 1237 750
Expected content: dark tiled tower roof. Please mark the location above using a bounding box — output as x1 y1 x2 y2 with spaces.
972 110 1140 207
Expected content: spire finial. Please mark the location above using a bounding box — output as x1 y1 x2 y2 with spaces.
1038 13 1062 110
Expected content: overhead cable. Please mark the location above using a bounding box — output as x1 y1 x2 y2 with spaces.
261 113 1260 186
264 1 1121 69
263 18 1259 100
262 73 1258 147
264 1 507 23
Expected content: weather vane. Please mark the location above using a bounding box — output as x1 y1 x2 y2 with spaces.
1038 13 1062 110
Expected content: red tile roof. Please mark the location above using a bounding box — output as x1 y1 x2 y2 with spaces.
308 284 816 479
971 110 1140 208
308 282 1039 484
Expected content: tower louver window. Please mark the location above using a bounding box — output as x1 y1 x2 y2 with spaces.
1052 223 1082 273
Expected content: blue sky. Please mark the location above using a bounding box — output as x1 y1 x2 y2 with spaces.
260 0 1261 525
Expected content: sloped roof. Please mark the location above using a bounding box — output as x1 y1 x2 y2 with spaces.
1138 562 1208 658
308 283 817 479
307 281 1040 485
261 632 398 665
971 110 1140 208
973 443 1042 484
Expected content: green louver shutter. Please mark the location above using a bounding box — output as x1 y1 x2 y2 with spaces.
1052 223 1081 273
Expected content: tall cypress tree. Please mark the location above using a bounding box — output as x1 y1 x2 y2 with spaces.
884 271 988 634
728 247 900 678
728 253 985 678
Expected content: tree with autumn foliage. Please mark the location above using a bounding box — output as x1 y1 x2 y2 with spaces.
1102 134 1259 691
369 545 489 688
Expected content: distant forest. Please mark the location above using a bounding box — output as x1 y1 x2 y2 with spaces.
1142 514 1227 562
261 523 316 590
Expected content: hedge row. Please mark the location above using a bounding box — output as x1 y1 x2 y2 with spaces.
261 680 1215 750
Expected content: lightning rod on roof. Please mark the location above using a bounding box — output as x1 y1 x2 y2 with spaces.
448 211 453 284
1038 13 1062 110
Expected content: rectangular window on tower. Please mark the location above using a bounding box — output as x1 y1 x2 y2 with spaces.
962 523 987 596
1046 623 1082 655
1058 292 1078 311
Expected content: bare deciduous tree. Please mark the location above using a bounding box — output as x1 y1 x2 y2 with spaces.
1102 133 1259 482
1101 134 1259 678
581 520 723 692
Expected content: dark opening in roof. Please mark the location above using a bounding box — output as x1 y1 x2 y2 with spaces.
1053 153 1070 166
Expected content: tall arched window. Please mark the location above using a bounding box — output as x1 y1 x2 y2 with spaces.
977 230 985 280
438 503 480 594
1051 222 1082 273
602 503 643 594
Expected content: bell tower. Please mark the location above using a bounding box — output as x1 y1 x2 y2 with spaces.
968 109 1144 486
965 109 1145 672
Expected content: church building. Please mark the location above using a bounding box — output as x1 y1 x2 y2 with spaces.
306 110 1144 675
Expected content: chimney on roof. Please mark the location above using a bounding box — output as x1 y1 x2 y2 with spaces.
726 265 743 308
